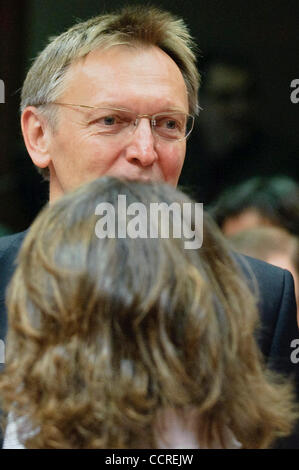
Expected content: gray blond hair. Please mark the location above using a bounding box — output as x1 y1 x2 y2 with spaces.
21 6 200 180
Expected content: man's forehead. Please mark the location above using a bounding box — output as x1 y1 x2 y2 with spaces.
61 45 189 111
72 44 182 75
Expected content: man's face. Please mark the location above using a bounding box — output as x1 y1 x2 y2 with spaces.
45 45 189 201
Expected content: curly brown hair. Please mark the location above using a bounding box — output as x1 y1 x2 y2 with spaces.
0 177 297 448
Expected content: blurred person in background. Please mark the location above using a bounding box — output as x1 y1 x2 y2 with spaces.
229 227 299 327
180 56 298 203
1 177 298 449
210 176 299 237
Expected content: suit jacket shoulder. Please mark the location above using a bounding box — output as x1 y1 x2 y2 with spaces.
0 231 27 255
233 254 299 449
236 254 298 370
0 231 27 341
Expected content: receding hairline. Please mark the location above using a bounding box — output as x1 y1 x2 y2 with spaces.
27 40 193 109
32 41 191 138
62 42 189 98
21 7 199 112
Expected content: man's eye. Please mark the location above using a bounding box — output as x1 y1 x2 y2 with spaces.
97 114 130 127
156 118 181 131
102 116 117 126
93 113 129 134
165 120 177 129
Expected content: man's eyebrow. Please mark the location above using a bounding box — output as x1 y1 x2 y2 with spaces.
156 107 188 113
90 103 132 111
90 103 188 113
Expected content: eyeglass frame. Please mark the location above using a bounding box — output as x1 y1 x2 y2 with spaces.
35 102 195 142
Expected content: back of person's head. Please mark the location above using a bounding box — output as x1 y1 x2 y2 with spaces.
0 177 297 448
210 176 299 237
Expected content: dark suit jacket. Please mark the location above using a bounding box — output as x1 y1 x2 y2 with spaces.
0 231 298 448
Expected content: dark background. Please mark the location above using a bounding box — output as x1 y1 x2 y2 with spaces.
0 0 298 232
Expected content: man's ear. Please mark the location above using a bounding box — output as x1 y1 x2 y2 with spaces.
21 106 52 168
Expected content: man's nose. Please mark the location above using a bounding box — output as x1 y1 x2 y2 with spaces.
124 118 158 167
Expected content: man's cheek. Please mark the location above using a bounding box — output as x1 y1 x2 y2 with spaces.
171 146 185 171
164 153 185 184
85 149 114 174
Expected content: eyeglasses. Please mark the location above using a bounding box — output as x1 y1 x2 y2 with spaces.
45 102 195 141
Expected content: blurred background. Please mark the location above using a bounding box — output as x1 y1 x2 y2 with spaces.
0 0 298 232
